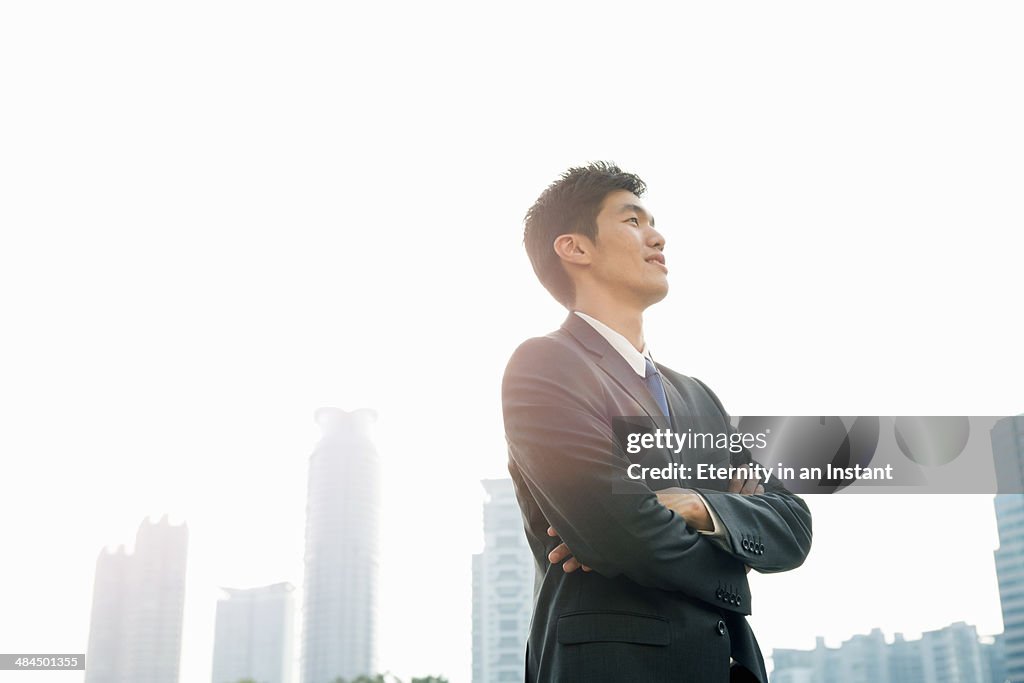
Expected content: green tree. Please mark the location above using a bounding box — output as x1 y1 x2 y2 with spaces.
331 672 444 683
331 675 397 683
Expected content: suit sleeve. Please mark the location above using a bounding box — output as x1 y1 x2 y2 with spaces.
502 337 751 614
691 377 814 574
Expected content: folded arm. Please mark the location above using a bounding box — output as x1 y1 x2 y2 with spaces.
688 377 814 573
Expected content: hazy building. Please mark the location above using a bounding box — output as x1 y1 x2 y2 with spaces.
84 514 189 683
301 408 380 683
770 623 994 683
211 582 296 683
472 478 534 683
890 633 925 683
919 621 990 683
993 415 1024 682
771 668 814 683
982 634 1007 683
835 628 889 683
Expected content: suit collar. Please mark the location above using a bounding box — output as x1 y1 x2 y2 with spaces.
572 311 652 377
561 313 668 424
561 311 608 357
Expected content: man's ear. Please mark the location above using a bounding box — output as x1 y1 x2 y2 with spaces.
553 233 593 267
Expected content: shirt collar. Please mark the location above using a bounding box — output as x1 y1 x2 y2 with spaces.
573 311 654 378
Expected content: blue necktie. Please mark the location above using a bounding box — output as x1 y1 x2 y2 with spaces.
644 357 671 418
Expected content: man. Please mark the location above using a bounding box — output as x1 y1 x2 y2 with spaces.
501 162 812 682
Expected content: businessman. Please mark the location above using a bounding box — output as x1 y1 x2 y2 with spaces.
502 162 812 682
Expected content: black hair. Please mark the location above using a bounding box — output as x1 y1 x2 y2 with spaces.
523 161 647 308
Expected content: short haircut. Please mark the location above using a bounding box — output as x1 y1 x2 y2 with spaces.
523 161 647 308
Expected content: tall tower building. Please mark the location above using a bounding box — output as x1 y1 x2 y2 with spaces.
84 514 189 683
472 478 534 683
301 408 380 683
993 415 1024 683
211 582 296 683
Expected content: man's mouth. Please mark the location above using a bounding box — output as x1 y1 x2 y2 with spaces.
646 254 668 272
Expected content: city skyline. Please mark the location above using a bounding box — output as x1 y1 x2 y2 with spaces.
70 454 1007 683
771 622 1003 683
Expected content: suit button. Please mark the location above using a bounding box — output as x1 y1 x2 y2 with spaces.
716 589 723 600
742 539 750 551
758 544 765 554
717 620 727 636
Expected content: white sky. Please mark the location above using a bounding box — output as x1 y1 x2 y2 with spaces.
1 2 1022 682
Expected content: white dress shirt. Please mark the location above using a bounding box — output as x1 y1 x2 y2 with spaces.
574 311 729 542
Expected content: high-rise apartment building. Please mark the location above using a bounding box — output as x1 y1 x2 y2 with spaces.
211 582 296 683
994 415 1024 683
301 408 380 683
84 514 189 683
472 478 534 683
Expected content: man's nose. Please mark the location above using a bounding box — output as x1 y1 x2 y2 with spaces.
648 227 666 250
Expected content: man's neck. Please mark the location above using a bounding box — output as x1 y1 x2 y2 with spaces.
573 301 645 352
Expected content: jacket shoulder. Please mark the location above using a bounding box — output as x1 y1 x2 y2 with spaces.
504 330 583 373
501 330 600 397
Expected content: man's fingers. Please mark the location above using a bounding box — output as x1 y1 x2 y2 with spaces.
546 537 591 574
547 526 558 537
729 475 765 495
548 543 571 564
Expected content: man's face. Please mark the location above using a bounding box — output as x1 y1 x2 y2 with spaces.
585 189 668 308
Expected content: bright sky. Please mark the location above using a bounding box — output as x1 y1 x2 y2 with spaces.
1 2 1022 682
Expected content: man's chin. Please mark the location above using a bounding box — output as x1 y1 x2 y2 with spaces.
643 283 670 308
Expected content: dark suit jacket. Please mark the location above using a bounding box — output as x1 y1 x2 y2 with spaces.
502 313 813 682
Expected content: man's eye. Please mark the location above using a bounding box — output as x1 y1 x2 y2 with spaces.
627 217 639 225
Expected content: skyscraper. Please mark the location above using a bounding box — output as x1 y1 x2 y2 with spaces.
211 582 296 683
301 408 380 683
993 415 1024 682
472 478 534 683
84 514 189 683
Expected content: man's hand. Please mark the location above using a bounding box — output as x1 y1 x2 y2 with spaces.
728 473 765 495
657 473 765 530
546 526 592 573
655 489 715 531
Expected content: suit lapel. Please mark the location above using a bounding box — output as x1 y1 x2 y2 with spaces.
562 313 666 424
